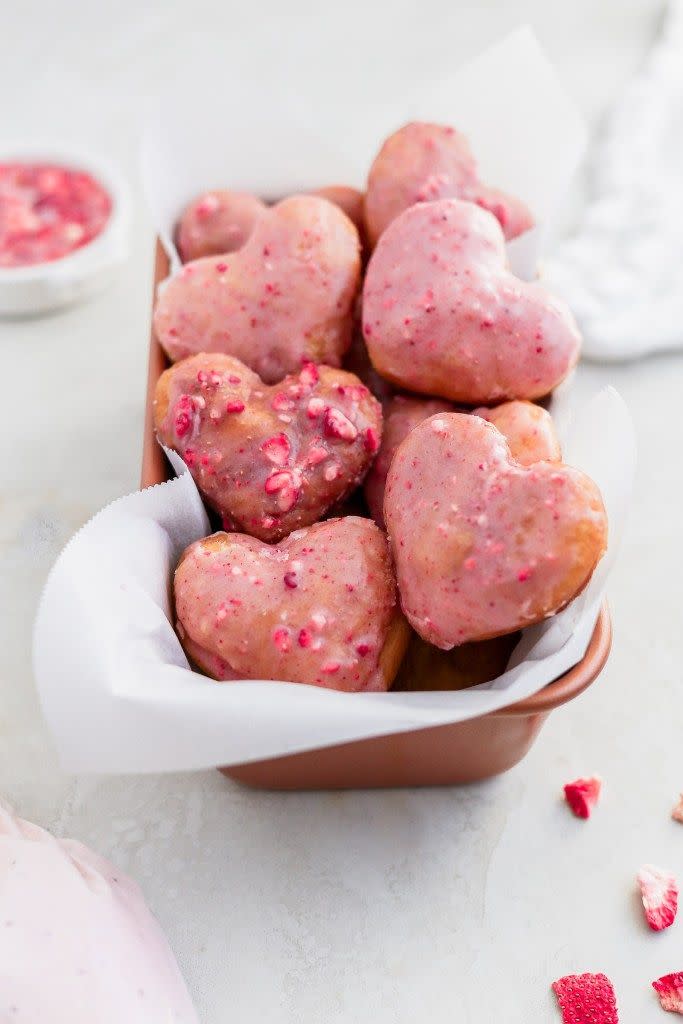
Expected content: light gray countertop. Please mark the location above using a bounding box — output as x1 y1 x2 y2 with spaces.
2 2 680 1020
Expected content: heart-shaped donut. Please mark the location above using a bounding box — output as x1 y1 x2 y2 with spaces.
155 194 361 384
363 198 581 404
174 517 408 692
365 396 560 528
364 122 534 247
176 189 267 262
384 412 607 648
154 353 382 542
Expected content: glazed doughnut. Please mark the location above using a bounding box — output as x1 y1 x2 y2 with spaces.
174 517 408 692
364 121 533 246
155 194 361 383
154 353 382 542
384 412 607 648
363 198 581 404
175 189 267 262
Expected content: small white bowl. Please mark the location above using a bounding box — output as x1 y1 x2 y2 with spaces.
0 144 130 316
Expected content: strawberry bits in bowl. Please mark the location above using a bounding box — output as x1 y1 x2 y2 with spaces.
0 146 129 315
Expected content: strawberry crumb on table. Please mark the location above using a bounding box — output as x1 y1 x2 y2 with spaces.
637 865 679 932
653 974 683 1015
563 776 602 818
0 162 111 267
552 973 619 1024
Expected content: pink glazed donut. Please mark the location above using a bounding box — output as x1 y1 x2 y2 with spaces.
362 198 581 404
364 121 534 247
155 353 382 543
384 412 607 648
155 194 361 384
174 517 408 691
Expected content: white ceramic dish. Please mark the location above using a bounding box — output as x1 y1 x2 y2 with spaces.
0 144 130 316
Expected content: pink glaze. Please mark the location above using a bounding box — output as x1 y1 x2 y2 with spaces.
365 395 454 527
0 804 197 1022
155 353 382 542
362 198 581 404
175 189 267 262
364 122 534 246
174 517 398 692
0 162 111 267
474 400 561 466
155 194 361 383
384 412 607 648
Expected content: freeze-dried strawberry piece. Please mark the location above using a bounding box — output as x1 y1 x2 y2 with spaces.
672 795 683 824
563 776 602 819
653 973 683 1014
638 865 679 931
552 973 619 1023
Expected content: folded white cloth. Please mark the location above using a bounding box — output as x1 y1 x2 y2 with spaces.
546 1 683 361
0 804 198 1023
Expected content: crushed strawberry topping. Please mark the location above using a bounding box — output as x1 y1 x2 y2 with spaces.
363 426 380 453
273 627 291 653
552 973 619 1024
307 397 326 419
260 433 291 466
299 362 319 387
297 628 312 648
637 864 679 931
323 406 358 442
563 776 602 819
0 162 111 267
174 395 196 438
653 973 683 1014
264 469 301 512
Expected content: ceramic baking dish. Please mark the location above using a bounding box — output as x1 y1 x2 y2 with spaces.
142 240 612 790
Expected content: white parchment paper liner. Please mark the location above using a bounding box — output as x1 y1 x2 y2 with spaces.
33 389 634 773
140 27 586 282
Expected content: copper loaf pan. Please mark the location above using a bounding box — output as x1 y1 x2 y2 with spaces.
142 240 612 790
